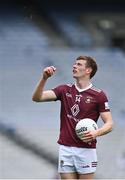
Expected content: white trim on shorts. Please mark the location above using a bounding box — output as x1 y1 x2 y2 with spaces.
58 145 97 174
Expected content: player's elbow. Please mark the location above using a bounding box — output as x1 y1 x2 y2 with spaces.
32 95 41 102
108 121 114 132
32 96 37 102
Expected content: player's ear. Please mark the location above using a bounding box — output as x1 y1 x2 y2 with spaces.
86 67 92 74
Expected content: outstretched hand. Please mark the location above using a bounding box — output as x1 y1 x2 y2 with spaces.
43 66 56 80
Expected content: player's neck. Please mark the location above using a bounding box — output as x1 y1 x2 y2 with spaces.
75 79 91 90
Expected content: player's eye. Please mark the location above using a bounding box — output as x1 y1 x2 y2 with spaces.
77 62 83 66
73 62 82 66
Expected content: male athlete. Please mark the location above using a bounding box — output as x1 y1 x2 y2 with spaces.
32 56 113 179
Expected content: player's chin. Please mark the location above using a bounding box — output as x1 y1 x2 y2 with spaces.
73 74 78 78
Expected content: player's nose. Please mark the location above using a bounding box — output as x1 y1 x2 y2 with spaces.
73 64 77 69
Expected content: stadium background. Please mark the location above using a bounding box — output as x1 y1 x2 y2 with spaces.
0 0 125 178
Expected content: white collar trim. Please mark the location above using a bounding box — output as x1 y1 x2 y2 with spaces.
75 83 92 92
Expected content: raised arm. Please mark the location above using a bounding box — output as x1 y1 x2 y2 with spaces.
32 66 57 102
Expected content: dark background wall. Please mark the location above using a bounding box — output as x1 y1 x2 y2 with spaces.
1 0 125 12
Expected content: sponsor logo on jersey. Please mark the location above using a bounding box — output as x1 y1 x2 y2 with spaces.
71 104 80 116
66 93 72 98
67 114 80 122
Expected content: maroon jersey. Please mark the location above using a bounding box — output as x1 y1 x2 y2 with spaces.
52 83 110 148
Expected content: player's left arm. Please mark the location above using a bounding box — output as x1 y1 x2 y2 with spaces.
82 111 113 143
96 111 113 137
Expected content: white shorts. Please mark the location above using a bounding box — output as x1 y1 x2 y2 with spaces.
58 145 97 174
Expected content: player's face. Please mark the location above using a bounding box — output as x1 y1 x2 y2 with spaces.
73 60 90 79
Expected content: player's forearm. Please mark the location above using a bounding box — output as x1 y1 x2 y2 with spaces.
96 122 113 137
32 77 47 102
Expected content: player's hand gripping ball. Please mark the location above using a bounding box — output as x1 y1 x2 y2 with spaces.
75 118 98 140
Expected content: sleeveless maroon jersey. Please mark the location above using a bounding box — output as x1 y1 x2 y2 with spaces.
52 84 110 148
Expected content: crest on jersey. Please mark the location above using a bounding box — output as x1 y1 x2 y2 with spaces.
85 96 96 103
85 96 92 103
85 98 91 103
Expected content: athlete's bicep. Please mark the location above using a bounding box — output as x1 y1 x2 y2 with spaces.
40 90 57 102
100 111 113 124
